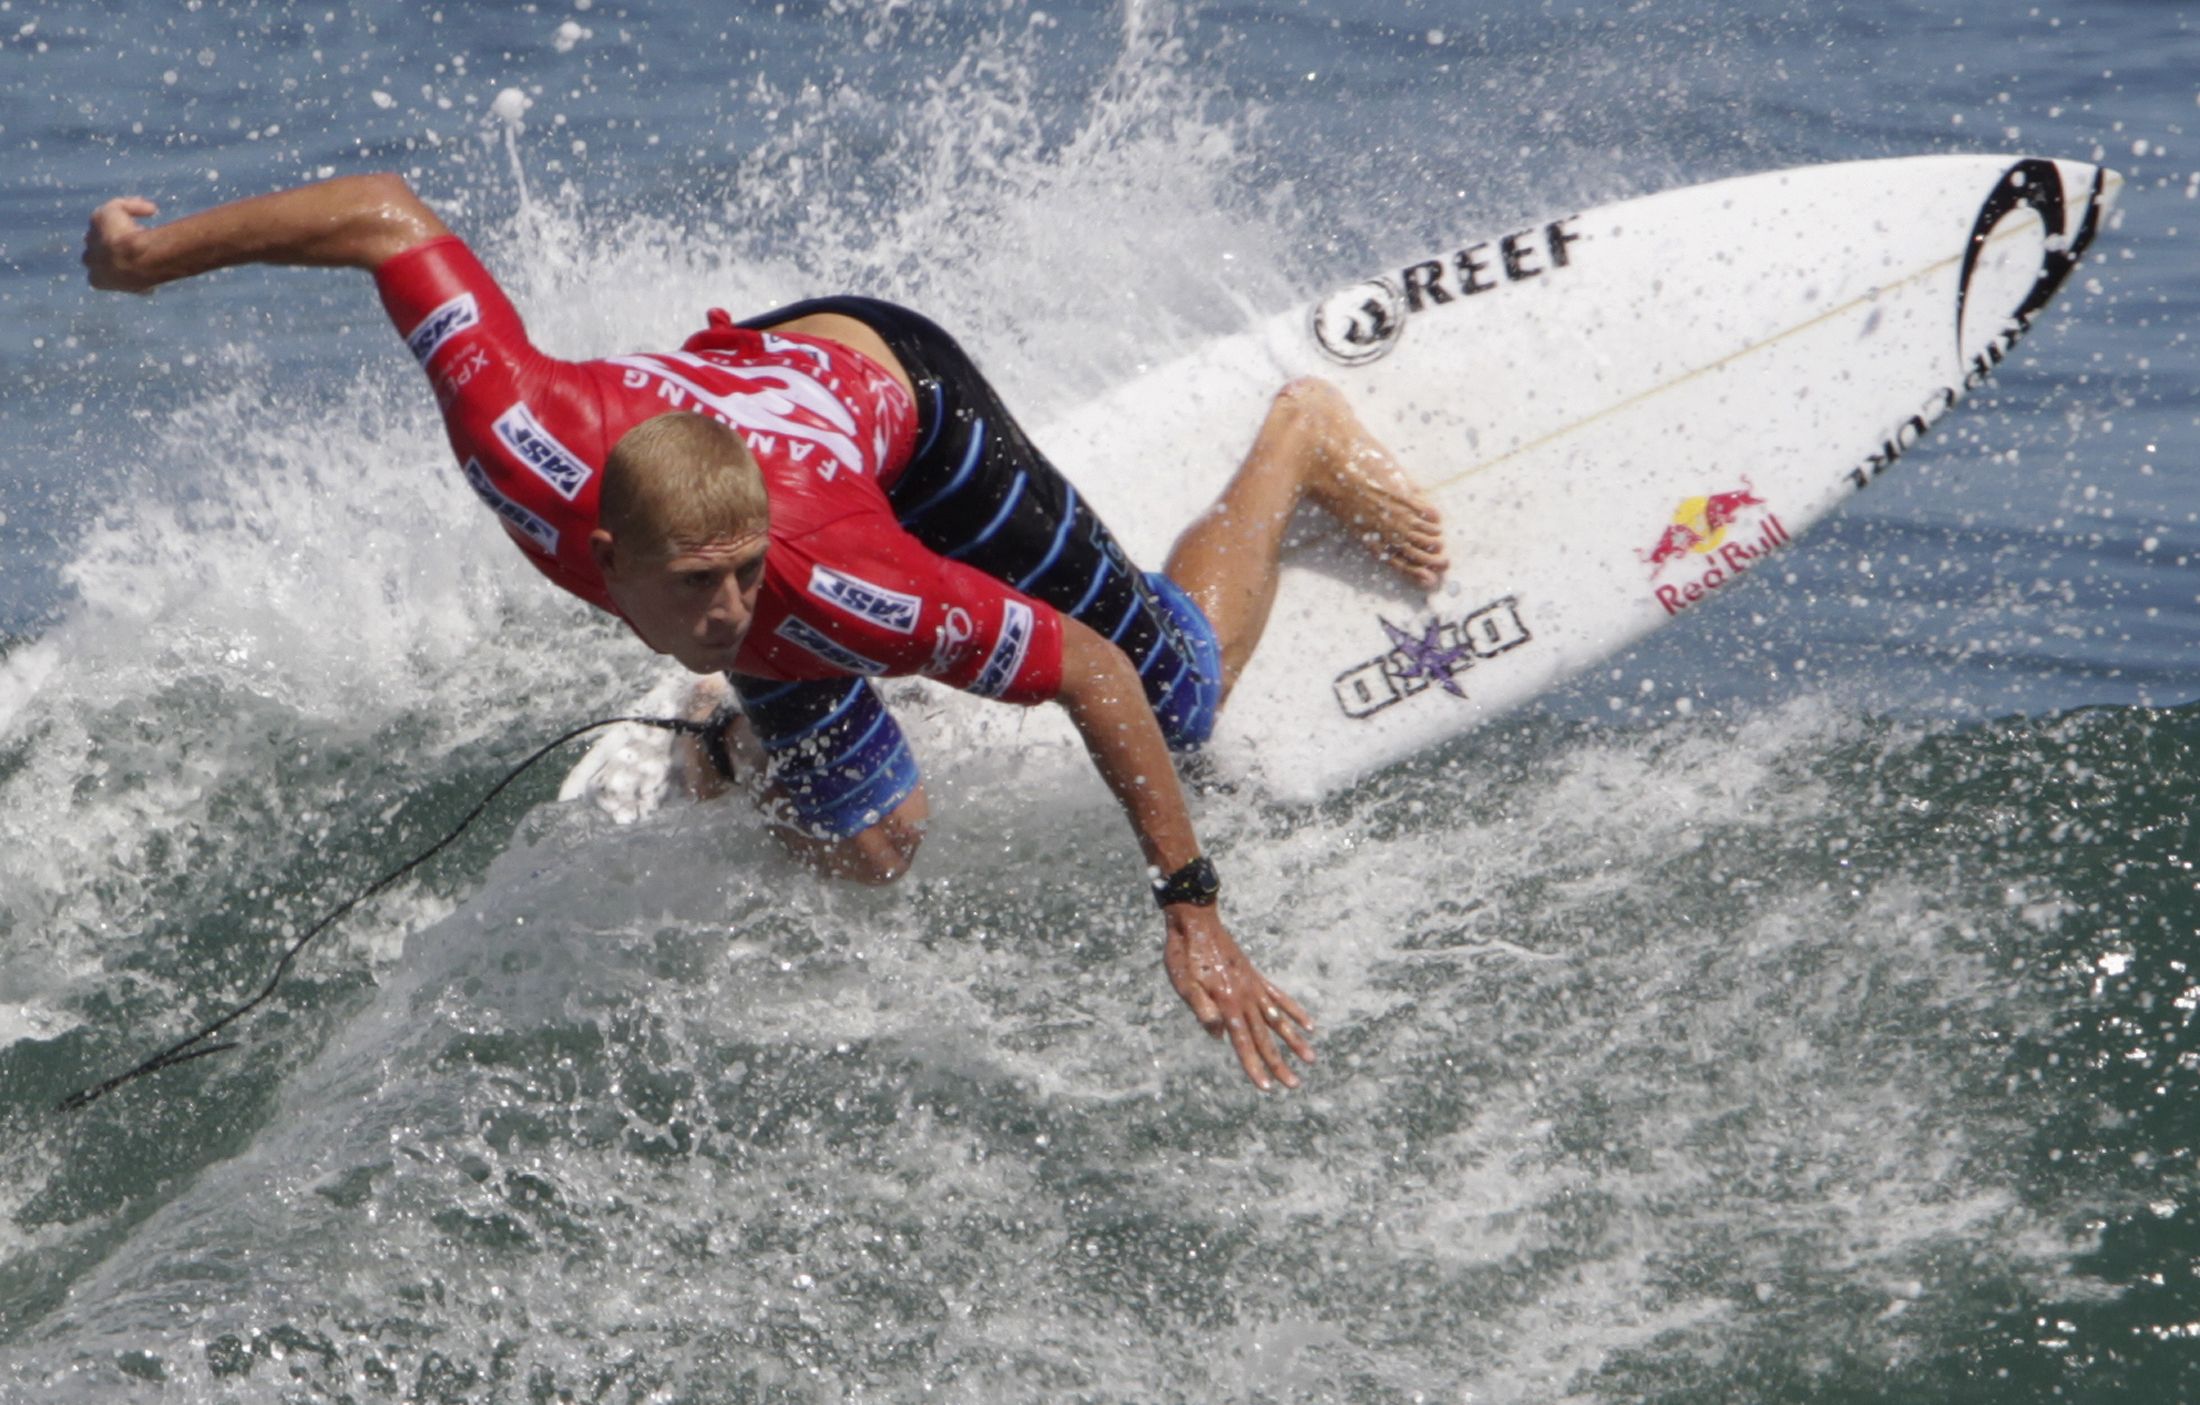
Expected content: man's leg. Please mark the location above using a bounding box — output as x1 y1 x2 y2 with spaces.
677 699 928 885
1163 378 1449 700
769 786 929 885
678 674 931 885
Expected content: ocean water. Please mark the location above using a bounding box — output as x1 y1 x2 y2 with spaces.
1 1 2196 1400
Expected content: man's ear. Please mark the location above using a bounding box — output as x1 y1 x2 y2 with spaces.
588 528 618 581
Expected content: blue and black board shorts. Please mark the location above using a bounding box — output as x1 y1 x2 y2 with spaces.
730 296 1224 839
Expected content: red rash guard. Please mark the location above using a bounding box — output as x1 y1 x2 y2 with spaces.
371 236 1064 703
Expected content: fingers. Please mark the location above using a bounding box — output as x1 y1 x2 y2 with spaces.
1226 1011 1294 1092
1165 946 1228 1038
1262 985 1317 1067
1220 979 1317 1091
1245 1006 1303 1091
1165 917 1317 1090
89 196 157 237
1191 992 1227 1040
1267 983 1314 1030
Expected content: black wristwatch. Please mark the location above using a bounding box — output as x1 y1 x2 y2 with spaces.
1152 855 1220 909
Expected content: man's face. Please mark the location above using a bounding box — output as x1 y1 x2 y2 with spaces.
596 527 770 674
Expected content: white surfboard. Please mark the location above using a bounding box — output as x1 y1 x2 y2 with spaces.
565 154 2119 814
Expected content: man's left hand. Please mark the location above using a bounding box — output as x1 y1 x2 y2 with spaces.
1162 906 1315 1090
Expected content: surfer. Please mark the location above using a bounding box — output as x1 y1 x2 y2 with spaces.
82 174 1447 1091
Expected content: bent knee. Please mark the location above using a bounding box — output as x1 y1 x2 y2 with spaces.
839 822 924 885
786 786 929 886
1267 377 1354 446
1273 376 1345 416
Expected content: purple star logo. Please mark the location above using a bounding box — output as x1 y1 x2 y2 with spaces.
1380 617 1469 698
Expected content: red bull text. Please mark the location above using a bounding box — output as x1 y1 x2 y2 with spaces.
1642 484 1791 616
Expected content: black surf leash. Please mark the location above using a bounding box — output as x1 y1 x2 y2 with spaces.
55 712 723 1114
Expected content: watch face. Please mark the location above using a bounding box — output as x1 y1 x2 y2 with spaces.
1156 856 1220 907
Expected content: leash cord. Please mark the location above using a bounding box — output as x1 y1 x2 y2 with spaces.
55 714 710 1113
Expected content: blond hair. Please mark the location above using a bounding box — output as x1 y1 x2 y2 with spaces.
599 412 768 555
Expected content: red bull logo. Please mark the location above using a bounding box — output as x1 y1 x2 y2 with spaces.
1639 481 1790 616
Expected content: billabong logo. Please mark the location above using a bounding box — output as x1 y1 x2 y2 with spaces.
971 601 1034 698
1333 596 1531 719
775 615 886 675
1639 483 1791 616
1312 278 1407 366
492 403 592 501
460 458 559 556
808 565 921 634
405 293 480 366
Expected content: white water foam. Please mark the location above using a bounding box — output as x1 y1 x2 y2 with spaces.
6 692 2100 1401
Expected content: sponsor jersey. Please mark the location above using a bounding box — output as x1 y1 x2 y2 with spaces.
372 237 1063 703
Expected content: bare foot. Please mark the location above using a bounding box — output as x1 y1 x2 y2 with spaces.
1284 379 1450 589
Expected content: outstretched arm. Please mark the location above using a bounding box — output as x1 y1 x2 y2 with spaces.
1052 617 1315 1090
83 173 450 294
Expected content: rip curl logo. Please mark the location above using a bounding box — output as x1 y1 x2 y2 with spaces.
1955 159 2107 363
405 293 480 366
775 616 887 676
926 607 975 678
492 403 592 501
971 601 1034 698
808 566 921 635
1333 597 1531 719
1850 160 2114 496
460 458 559 557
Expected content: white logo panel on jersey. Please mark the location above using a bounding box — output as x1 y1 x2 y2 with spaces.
606 353 867 480
807 565 922 635
492 403 593 501
460 458 560 556
971 601 1034 698
774 616 888 676
404 292 480 365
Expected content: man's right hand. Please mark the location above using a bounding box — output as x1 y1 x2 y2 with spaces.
1163 902 1316 1091
83 197 163 293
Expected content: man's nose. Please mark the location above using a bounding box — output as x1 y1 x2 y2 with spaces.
706 577 751 630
